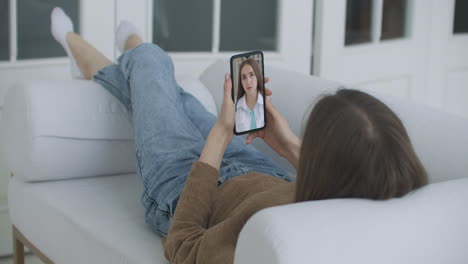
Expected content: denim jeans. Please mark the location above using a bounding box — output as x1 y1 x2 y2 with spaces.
93 43 290 237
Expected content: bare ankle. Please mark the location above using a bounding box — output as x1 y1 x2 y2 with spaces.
124 34 143 51
65 32 76 48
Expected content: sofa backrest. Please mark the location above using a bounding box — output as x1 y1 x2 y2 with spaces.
200 59 468 183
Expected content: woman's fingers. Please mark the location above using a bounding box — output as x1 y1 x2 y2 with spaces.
246 131 261 144
224 73 232 100
264 95 276 113
266 96 284 124
246 133 255 144
217 73 236 131
264 76 272 96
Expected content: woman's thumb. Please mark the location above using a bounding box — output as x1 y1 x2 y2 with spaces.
224 73 232 93
246 132 257 144
265 96 278 115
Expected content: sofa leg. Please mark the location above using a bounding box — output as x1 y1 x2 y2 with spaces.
12 226 25 264
11 225 54 264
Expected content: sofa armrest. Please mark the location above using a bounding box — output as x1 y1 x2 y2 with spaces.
234 177 468 264
2 80 136 182
1 77 217 182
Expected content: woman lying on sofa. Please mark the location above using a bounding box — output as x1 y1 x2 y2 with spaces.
51 7 428 264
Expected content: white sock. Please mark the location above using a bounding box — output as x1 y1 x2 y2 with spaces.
51 7 84 79
115 20 142 53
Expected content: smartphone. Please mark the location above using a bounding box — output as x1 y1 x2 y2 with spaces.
230 51 266 135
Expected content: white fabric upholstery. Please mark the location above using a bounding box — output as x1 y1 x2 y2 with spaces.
177 77 218 117
8 173 168 264
367 91 468 183
1 77 216 182
235 177 468 264
2 80 135 182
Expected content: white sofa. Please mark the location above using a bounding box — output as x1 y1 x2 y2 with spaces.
2 59 468 264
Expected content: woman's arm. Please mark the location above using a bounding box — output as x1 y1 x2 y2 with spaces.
163 161 243 263
281 132 301 169
199 73 235 169
163 73 238 263
199 123 231 169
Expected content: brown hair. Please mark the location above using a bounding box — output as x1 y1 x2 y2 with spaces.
296 89 428 202
236 58 264 101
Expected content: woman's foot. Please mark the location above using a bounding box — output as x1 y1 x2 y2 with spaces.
115 20 143 52
51 7 83 79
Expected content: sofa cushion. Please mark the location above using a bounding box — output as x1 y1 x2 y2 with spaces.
8 173 168 264
234 177 468 264
2 77 216 182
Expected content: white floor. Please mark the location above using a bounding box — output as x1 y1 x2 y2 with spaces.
0 254 43 264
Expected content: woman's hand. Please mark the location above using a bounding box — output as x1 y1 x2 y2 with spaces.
199 73 235 169
246 83 301 169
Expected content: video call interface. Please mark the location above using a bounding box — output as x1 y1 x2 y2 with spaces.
232 53 266 134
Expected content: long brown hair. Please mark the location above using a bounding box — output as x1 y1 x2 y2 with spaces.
236 58 264 101
296 89 428 202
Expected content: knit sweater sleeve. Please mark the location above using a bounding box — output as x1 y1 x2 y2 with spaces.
162 161 239 264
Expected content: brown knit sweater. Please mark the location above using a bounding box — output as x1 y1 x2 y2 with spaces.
162 161 294 264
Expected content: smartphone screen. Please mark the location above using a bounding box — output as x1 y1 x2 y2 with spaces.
230 51 266 135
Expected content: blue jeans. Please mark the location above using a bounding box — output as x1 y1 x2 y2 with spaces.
93 43 290 237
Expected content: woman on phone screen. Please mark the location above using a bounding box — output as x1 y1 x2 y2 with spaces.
235 58 265 133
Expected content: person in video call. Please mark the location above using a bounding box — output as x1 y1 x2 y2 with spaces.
235 58 265 133
51 7 428 263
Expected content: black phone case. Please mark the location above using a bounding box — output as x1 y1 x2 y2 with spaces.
230 51 266 136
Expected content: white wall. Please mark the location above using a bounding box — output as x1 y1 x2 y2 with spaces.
0 108 12 255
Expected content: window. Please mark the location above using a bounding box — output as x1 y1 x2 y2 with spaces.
345 0 408 46
152 0 213 52
152 0 279 53
0 1 9 61
1 0 80 62
17 0 80 59
454 0 468 34
381 0 407 40
220 0 278 51
345 0 372 45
